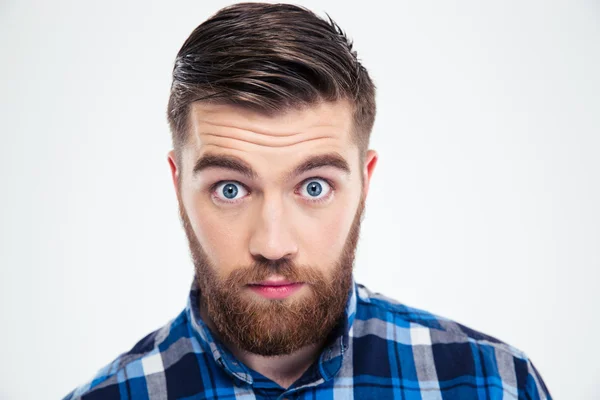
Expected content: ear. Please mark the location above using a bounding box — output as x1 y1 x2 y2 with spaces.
167 150 180 198
362 149 378 199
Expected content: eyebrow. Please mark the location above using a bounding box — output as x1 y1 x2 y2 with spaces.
287 152 351 180
193 153 257 179
192 152 351 180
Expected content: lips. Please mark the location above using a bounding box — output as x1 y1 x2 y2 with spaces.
247 280 305 300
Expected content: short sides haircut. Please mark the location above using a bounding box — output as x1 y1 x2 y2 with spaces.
167 2 376 165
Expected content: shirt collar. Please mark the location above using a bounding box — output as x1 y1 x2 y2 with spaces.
185 275 358 386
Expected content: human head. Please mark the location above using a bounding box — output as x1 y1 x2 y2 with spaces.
167 3 378 356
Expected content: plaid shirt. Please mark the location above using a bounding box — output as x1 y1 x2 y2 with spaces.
64 278 551 399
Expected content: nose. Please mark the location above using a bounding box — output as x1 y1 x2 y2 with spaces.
248 195 298 261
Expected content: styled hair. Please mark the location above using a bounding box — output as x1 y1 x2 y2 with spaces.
167 2 376 164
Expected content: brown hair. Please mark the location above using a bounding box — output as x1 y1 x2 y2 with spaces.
167 2 376 164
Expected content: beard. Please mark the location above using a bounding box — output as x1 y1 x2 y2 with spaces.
178 197 364 357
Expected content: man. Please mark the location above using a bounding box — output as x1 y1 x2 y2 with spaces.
64 3 551 399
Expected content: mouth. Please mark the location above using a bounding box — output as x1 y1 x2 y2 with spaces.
247 280 305 299
249 279 300 286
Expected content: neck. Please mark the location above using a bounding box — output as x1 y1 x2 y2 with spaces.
229 340 324 389
199 302 326 389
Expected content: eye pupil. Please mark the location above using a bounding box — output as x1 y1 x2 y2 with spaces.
307 181 322 197
222 183 238 199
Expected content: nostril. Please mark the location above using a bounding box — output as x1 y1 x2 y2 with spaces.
249 238 298 261
250 253 294 266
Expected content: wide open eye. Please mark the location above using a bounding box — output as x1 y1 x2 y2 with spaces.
213 181 249 202
298 178 332 201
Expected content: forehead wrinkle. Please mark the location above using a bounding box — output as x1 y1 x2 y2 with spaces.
190 100 351 134
198 119 343 138
200 132 338 149
192 115 342 149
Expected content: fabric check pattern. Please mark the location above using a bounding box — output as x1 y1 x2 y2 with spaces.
64 278 552 399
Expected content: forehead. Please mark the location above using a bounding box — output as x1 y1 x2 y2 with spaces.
182 100 358 175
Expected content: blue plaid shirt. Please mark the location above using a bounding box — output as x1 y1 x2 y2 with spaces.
64 278 551 399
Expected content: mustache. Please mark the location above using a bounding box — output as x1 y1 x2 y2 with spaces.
223 258 324 286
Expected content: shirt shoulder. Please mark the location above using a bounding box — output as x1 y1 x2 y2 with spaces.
354 282 523 354
63 309 191 400
352 283 552 399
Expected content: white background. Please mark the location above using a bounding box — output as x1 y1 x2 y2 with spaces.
1 0 599 398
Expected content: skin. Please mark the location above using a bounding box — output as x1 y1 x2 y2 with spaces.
167 99 377 388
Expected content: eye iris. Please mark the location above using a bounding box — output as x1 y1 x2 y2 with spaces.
222 183 238 199
306 181 322 197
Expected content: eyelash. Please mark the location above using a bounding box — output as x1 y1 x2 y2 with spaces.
210 177 336 205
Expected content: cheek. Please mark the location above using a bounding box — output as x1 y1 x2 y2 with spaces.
184 194 250 276
297 206 353 264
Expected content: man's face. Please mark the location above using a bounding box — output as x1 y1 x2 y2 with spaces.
168 100 377 356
